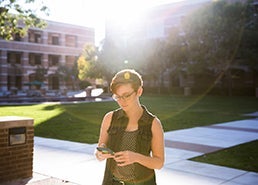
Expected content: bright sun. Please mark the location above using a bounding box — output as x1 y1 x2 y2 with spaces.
103 0 149 24
90 0 156 43
41 0 179 44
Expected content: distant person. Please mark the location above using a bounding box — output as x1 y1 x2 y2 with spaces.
95 69 164 185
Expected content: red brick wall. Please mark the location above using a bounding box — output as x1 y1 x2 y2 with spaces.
0 117 34 183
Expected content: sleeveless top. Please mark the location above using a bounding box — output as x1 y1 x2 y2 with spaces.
102 105 157 185
113 130 139 181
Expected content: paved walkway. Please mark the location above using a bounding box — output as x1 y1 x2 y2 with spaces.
3 118 258 185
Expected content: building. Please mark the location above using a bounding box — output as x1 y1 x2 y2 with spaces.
0 20 94 96
104 0 211 90
105 0 211 45
105 0 252 43
104 0 257 96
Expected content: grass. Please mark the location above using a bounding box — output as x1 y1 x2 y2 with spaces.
0 101 118 143
190 140 258 173
0 95 257 172
141 95 258 131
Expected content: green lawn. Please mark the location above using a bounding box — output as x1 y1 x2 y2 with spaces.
0 95 257 172
190 140 258 173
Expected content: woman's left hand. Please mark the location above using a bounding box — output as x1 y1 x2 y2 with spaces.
114 151 138 166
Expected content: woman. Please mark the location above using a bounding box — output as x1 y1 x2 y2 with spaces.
96 69 164 185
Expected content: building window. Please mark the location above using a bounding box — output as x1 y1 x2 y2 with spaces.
48 33 60 45
48 75 59 90
52 36 59 45
65 35 77 47
14 33 22 41
13 27 23 41
15 76 22 90
7 52 22 64
65 56 76 67
29 73 36 82
48 55 60 66
29 30 42 43
7 75 11 91
29 53 42 65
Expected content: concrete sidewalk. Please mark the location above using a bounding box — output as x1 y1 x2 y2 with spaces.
4 118 258 185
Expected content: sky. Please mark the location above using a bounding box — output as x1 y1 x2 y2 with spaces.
39 0 185 45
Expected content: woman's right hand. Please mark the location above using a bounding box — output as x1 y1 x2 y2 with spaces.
95 143 114 161
95 150 114 161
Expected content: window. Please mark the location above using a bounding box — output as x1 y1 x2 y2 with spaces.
15 76 22 90
28 30 42 43
14 33 22 41
49 55 59 66
15 53 21 64
35 33 42 43
35 55 41 65
29 73 36 82
52 36 59 45
13 27 23 41
51 76 59 90
29 53 42 65
48 75 59 90
65 35 77 47
65 56 76 67
48 33 60 45
7 52 22 64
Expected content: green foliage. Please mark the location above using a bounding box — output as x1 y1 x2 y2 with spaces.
56 62 79 90
77 43 100 81
77 55 89 80
179 1 246 74
78 80 91 89
237 1 258 71
161 0 258 96
97 39 122 82
34 65 48 82
0 0 49 40
141 39 172 93
56 63 77 82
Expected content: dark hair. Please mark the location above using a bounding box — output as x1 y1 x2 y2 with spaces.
110 69 143 93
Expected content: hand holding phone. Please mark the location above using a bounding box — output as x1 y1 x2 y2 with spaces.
97 147 115 155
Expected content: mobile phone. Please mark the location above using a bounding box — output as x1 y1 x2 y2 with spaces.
96 147 115 155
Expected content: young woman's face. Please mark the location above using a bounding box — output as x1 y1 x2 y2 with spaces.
112 83 140 111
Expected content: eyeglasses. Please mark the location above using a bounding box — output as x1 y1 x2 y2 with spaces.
112 91 135 101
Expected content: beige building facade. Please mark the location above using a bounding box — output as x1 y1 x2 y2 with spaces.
0 20 94 95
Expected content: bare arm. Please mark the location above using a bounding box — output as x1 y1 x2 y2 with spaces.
114 117 165 169
95 111 113 161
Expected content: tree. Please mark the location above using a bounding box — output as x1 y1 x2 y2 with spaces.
96 38 126 86
166 27 191 88
0 0 49 40
31 65 48 89
142 39 171 93
56 63 78 90
98 37 172 93
184 1 245 68
237 0 258 91
76 43 100 88
34 65 48 82
171 1 248 95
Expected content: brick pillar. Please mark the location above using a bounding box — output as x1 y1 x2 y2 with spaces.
22 52 29 66
60 33 65 46
42 53 48 68
42 31 48 45
0 116 34 183
60 55 65 65
0 50 8 91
